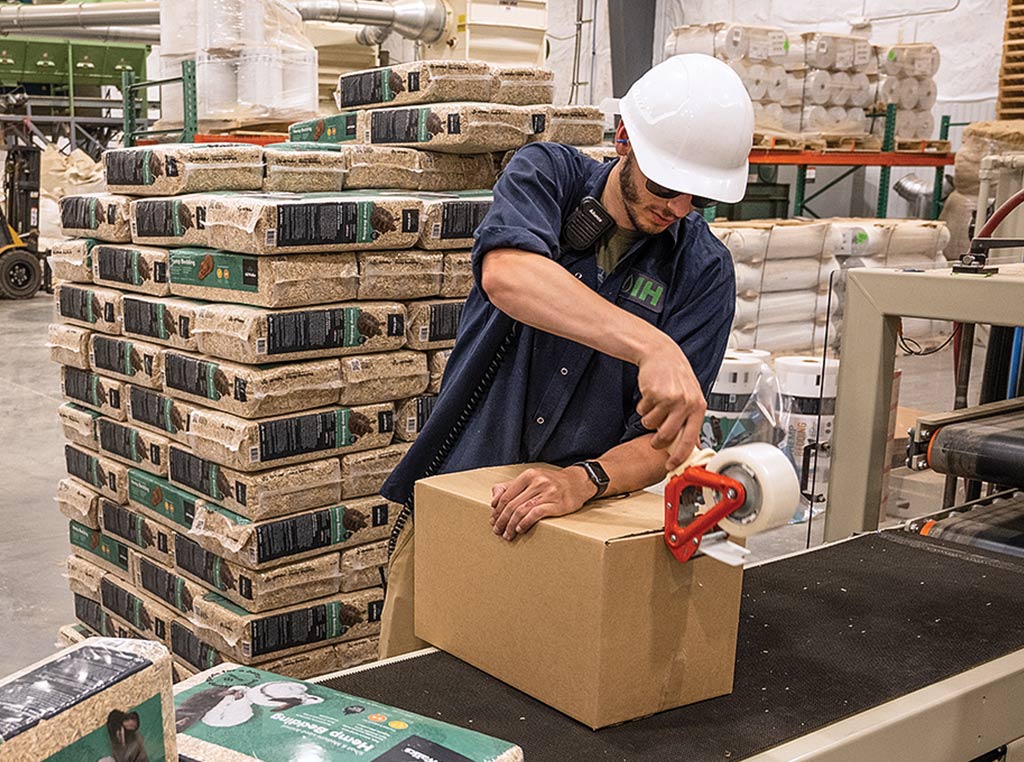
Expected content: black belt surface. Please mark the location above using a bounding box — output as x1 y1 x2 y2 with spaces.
322 532 1024 761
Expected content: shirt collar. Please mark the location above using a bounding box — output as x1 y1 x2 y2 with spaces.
583 156 686 247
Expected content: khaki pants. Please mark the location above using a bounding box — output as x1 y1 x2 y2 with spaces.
378 521 428 659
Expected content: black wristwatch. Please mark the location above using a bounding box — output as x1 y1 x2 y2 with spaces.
571 460 610 500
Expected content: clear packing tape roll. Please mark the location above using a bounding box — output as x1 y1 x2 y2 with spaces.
702 443 801 538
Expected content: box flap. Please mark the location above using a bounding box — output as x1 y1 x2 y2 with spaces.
419 465 665 542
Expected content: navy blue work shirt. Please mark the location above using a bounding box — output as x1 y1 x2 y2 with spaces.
380 142 736 507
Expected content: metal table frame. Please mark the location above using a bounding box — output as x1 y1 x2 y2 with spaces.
825 264 1024 542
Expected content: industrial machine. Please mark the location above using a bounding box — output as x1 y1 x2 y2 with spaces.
0 145 43 299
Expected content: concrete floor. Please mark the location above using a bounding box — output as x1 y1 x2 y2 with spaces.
0 293 985 677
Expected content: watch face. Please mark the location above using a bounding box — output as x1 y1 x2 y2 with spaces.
587 461 609 486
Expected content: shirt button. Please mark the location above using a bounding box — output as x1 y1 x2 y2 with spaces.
574 272 583 279
536 417 545 425
560 368 568 376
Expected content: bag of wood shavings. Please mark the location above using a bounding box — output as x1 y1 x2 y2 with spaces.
61 365 127 421
132 551 207 617
288 111 361 144
395 394 438 443
172 663 523 762
130 194 217 247
97 417 172 477
405 298 465 350
186 494 398 570
60 193 133 242
49 238 98 282
58 403 102 451
490 64 556 105
359 102 532 154
356 250 443 299
104 143 264 196
168 446 343 520
168 247 359 309
204 192 423 255
55 282 123 334
339 539 388 592
162 349 342 419
92 243 171 296
68 518 132 576
262 143 349 193
187 587 383 663
525 104 606 145
49 322 92 369
192 301 407 365
416 191 493 250
59 478 102 530
101 573 181 647
440 250 474 297
121 294 202 352
0 638 177 761
338 350 429 406
428 348 451 394
173 533 342 613
184 402 395 472
89 334 164 389
339 442 412 499
127 386 200 444
99 499 176 567
577 144 619 163
335 60 493 110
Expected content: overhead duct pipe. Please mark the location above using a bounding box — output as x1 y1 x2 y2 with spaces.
0 27 161 44
0 2 160 32
295 0 450 44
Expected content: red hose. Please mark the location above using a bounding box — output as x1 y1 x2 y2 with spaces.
977 187 1024 239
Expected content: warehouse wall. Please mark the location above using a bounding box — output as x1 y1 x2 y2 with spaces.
545 0 1006 218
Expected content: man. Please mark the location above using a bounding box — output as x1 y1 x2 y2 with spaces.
378 53 754 657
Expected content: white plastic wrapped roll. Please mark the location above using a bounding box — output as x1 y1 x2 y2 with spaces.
766 222 830 260
196 54 238 120
896 109 916 137
716 24 749 59
898 76 921 110
804 69 832 105
910 44 941 77
847 73 873 107
663 26 717 58
845 107 868 133
746 62 769 101
881 46 907 76
159 0 198 56
760 259 823 292
804 34 837 69
237 47 283 118
827 106 848 127
853 39 874 72
759 102 783 130
916 77 937 110
915 110 935 139
705 443 801 538
733 296 760 328
734 262 765 296
887 221 948 261
723 227 770 263
751 101 765 122
833 37 856 71
766 65 789 101
802 105 831 131
278 49 319 116
878 75 902 105
757 291 822 325
784 70 806 105
824 221 893 259
818 257 841 291
198 0 267 50
829 71 851 106
780 106 803 133
732 322 827 352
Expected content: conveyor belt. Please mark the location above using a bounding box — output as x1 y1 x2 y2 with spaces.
321 533 1024 761
928 409 1024 488
919 492 1024 559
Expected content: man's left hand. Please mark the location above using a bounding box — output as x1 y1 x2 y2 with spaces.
490 466 596 541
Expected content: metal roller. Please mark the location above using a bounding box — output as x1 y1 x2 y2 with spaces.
927 410 1024 488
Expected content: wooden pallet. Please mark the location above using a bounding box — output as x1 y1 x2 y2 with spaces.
998 0 1024 116
894 138 953 154
800 133 882 152
752 132 803 151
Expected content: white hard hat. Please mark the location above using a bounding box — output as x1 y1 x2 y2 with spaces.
620 54 754 204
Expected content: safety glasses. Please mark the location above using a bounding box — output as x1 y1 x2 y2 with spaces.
644 177 716 208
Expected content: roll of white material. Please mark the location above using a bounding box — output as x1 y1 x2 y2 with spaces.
765 65 789 101
818 257 841 291
824 221 893 259
765 222 829 260
198 0 267 51
734 262 765 296
196 54 238 120
881 46 906 76
779 105 803 133
782 70 805 105
733 296 760 328
802 105 831 131
915 110 935 139
916 77 937 109
724 227 770 263
716 24 749 59
887 221 947 260
829 71 851 106
804 69 832 105
663 26 717 58
714 355 763 395
776 355 839 399
847 73 873 107
760 258 823 293
279 49 319 115
898 76 921 110
729 348 771 361
827 106 848 127
878 75 902 104
733 322 826 352
910 44 941 77
845 107 868 133
746 62 769 101
757 291 822 325
804 34 837 70
758 102 783 130
704 443 801 538
833 37 856 71
853 39 874 72
159 0 198 56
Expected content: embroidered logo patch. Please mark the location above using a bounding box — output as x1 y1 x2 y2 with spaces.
620 270 666 313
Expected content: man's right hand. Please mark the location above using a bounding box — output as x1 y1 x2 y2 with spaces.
635 334 706 471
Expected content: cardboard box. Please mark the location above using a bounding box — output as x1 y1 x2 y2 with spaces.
415 464 744 729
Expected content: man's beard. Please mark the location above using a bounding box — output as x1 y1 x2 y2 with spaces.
618 152 675 235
